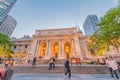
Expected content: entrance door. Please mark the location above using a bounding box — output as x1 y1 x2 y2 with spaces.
52 42 59 58
66 53 69 59
38 42 46 58
55 53 58 58
64 42 71 59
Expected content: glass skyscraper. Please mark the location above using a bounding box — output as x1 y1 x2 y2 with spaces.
83 14 99 35
0 15 17 36
0 0 17 25
118 0 120 6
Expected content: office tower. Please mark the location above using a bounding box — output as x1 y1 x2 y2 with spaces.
0 15 17 36
83 14 99 35
0 0 17 25
118 0 120 6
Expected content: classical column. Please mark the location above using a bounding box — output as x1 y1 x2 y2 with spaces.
61 40 64 59
48 40 51 58
83 41 92 59
45 41 49 55
24 45 27 60
58 40 62 59
44 40 52 59
26 44 29 59
36 41 41 57
71 39 75 57
74 37 83 60
35 41 40 57
31 40 38 57
26 44 32 58
19 45 25 60
13 45 18 58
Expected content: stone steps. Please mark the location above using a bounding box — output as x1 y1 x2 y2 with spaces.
13 65 109 74
36 59 50 64
36 59 66 64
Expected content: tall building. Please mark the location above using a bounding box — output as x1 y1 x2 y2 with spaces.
83 14 99 35
118 0 120 6
0 15 17 36
0 0 17 25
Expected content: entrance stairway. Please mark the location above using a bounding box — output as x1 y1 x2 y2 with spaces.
13 65 109 74
36 59 66 65
36 59 50 64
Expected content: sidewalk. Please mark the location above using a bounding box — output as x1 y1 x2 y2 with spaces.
12 73 117 80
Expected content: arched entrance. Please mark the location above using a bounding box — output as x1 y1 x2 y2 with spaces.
64 42 71 59
21 50 26 58
15 50 20 58
38 42 46 58
52 42 59 58
15 45 22 58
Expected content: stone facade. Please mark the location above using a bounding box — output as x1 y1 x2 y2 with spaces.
12 27 91 61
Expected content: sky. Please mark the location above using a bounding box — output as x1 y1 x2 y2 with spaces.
9 0 117 38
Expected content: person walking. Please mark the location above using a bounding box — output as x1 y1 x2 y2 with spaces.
105 57 114 78
0 63 6 80
27 59 30 64
32 56 36 67
48 59 53 70
52 57 56 68
64 59 72 80
3 64 13 80
106 57 119 79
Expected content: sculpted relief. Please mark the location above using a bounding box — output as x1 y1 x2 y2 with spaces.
35 29 75 36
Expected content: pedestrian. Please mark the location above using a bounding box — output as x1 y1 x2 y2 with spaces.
0 63 6 80
52 57 56 68
105 57 114 78
3 64 13 80
27 59 30 64
32 56 36 67
64 59 72 80
48 59 53 70
115 57 120 73
106 56 119 79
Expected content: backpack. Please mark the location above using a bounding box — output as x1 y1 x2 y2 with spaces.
117 61 120 66
64 60 69 67
64 62 67 67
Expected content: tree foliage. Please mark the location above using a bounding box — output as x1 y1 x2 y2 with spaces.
89 6 120 55
0 33 14 59
0 33 11 45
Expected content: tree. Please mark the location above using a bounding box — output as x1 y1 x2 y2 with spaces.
89 31 109 56
0 33 11 45
0 33 14 59
98 6 120 53
89 6 120 55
